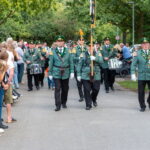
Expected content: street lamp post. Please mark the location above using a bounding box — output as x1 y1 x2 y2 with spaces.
128 1 135 46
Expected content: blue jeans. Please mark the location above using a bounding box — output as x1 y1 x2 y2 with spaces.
0 88 4 121
17 63 24 83
13 62 19 88
48 78 55 88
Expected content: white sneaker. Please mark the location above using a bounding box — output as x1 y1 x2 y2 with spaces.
12 95 18 100
0 128 4 133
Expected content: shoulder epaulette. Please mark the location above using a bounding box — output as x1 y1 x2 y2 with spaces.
72 48 76 54
42 48 47 53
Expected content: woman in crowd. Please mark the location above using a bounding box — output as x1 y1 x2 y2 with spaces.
0 47 9 133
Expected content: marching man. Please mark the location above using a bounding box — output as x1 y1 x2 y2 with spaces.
131 37 150 112
77 42 103 110
48 36 74 111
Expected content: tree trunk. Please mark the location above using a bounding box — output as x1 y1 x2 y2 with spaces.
136 12 144 42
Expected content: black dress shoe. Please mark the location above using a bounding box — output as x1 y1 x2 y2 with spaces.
62 104 67 108
41 82 44 87
93 102 98 107
36 86 40 90
111 86 115 91
106 90 109 93
0 123 8 129
86 106 91 110
28 89 33 91
147 103 150 109
55 107 61 111
79 98 84 102
140 108 145 112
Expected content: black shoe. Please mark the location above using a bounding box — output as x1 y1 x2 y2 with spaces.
41 82 44 87
36 86 39 90
106 90 109 93
79 98 84 102
55 107 61 111
28 89 33 91
111 86 115 91
147 103 150 109
86 106 91 110
140 108 145 112
0 123 8 129
62 104 67 108
93 102 98 107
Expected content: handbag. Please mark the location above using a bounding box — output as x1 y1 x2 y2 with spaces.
108 58 122 70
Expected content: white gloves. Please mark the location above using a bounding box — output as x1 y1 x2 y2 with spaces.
77 76 81 82
90 56 96 61
70 73 74 79
131 74 137 81
49 76 53 80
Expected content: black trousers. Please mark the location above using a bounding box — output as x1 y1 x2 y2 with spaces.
103 68 116 91
82 80 100 107
27 69 39 90
74 71 84 99
39 67 45 86
138 80 150 109
53 78 69 108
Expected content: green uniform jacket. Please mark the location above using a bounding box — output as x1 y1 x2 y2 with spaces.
77 51 104 80
39 48 47 67
101 45 117 69
72 45 87 70
23 48 41 69
48 47 74 79
131 49 150 80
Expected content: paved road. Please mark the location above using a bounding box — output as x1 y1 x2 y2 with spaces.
0 79 150 150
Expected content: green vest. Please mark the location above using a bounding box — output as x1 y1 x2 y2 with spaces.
131 49 150 80
48 47 74 79
77 51 104 80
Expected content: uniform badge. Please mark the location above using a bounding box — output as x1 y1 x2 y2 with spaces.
80 53 83 58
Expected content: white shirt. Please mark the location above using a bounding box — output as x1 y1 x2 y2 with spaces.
7 50 14 70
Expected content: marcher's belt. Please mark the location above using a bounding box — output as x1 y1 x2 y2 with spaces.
54 65 69 69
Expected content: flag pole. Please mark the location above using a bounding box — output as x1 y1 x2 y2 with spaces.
90 0 96 77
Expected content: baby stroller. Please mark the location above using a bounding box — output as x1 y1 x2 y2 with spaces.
116 59 132 78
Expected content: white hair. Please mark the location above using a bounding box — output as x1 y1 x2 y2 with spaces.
6 37 13 43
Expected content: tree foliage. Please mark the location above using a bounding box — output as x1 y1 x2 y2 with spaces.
0 0 149 44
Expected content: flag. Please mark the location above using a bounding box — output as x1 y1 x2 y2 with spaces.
90 0 95 25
